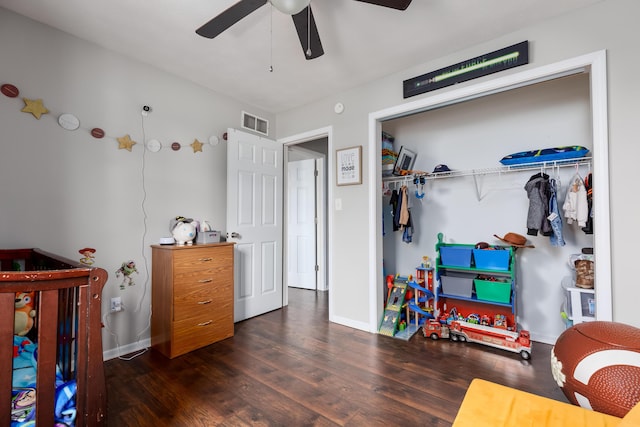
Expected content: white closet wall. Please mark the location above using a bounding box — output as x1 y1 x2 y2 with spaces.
382 74 594 343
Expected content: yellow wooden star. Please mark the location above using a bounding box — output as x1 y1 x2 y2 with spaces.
21 98 49 120
117 134 137 152
191 139 204 153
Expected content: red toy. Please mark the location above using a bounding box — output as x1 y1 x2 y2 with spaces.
425 313 531 360
551 321 640 418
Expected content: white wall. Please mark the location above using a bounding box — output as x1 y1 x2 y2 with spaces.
381 74 593 342
0 8 274 358
275 0 640 332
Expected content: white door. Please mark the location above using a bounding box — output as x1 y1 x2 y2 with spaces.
227 128 283 322
287 159 316 290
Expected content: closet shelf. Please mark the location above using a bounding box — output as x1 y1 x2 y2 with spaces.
383 157 592 201
382 157 592 184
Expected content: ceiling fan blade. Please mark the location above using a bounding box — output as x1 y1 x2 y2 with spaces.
354 0 412 10
196 0 268 39
292 6 324 60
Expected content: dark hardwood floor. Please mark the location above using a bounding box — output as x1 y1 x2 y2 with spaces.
105 288 567 426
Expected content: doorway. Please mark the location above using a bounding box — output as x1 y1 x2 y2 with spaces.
281 127 333 313
287 144 327 291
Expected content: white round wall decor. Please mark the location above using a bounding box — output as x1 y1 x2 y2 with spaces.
58 113 80 131
334 102 344 114
146 139 162 152
209 135 219 146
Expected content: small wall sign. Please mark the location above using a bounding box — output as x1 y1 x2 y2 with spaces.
336 146 362 186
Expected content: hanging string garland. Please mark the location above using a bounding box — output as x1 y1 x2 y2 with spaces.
1 81 216 154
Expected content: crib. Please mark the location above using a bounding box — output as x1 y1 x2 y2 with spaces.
0 248 107 426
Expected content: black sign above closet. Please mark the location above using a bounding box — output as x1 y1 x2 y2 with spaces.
403 41 529 98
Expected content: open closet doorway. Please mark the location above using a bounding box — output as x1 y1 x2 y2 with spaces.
368 50 611 343
282 127 332 311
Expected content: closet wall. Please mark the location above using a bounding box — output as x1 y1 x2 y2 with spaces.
382 73 594 343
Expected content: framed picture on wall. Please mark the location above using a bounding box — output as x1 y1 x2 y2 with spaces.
393 146 417 175
336 146 362 186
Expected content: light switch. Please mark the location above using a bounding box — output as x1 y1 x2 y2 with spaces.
335 198 343 211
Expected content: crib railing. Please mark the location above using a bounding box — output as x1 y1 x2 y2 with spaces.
0 248 107 427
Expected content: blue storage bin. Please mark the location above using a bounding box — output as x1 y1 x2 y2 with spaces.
440 247 472 267
473 249 510 271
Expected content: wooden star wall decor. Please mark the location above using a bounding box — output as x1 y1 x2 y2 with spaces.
191 139 204 153
21 98 49 119
117 134 137 152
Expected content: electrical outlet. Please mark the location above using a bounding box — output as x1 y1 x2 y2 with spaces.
110 297 122 312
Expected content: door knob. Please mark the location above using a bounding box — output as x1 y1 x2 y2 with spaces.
228 232 240 239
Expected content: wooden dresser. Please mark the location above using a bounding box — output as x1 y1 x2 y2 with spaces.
150 243 235 358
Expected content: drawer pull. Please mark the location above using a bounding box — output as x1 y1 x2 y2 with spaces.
199 257 213 262
198 299 213 305
198 278 213 283
197 320 213 327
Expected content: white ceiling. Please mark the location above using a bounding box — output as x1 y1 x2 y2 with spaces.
0 0 602 113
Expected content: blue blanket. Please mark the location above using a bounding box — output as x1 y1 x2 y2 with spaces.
11 336 77 426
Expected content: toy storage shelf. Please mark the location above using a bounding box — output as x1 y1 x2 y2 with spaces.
437 292 514 309
438 265 512 276
434 233 517 324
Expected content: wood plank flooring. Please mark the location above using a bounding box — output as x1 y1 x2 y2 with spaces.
105 288 568 426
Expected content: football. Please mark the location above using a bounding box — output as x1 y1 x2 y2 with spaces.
551 321 640 418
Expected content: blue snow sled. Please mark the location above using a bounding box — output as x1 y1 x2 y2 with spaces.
500 146 589 166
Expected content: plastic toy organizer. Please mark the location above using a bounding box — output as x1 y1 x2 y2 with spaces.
437 246 514 306
434 233 517 328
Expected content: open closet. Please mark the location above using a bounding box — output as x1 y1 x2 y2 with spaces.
369 51 611 344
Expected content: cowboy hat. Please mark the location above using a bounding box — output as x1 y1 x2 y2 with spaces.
493 232 535 248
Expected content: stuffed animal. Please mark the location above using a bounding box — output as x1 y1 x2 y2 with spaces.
14 291 36 336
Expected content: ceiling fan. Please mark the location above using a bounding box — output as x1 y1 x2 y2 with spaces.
196 0 412 60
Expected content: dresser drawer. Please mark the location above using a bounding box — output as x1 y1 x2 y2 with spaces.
173 247 233 274
173 268 232 292
171 308 234 357
173 282 232 322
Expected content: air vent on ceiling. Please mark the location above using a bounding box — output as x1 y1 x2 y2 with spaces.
241 111 269 136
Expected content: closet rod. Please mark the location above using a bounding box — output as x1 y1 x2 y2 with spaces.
382 157 592 184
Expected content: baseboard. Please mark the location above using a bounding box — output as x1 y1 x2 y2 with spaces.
531 332 556 345
102 338 151 361
329 314 371 333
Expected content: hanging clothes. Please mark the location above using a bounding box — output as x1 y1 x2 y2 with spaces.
393 185 413 243
399 186 410 227
402 209 413 243
548 178 565 247
563 173 588 227
390 189 399 231
524 172 552 236
582 172 593 234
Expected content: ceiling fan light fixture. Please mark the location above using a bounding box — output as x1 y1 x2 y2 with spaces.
270 0 311 15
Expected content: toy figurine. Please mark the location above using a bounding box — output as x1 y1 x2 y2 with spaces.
115 260 138 290
78 247 96 266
